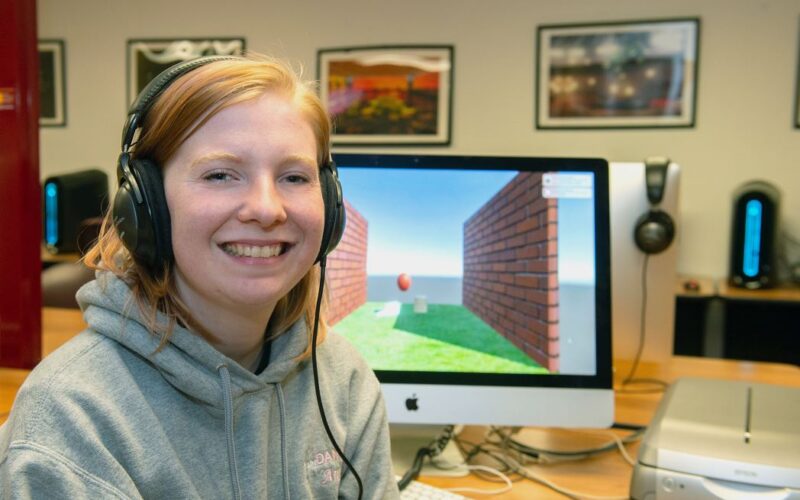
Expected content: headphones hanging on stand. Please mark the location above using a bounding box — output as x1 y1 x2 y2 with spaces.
633 157 675 255
113 55 346 275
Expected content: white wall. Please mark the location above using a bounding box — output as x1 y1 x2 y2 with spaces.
37 0 800 279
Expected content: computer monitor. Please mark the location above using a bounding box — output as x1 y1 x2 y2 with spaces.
326 153 614 430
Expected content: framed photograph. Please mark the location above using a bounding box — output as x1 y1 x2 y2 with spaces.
317 45 454 146
536 18 700 129
127 38 245 105
38 40 66 127
795 31 800 129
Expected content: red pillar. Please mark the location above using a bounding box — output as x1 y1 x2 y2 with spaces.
0 0 42 368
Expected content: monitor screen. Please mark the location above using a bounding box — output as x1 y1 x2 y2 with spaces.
326 154 613 427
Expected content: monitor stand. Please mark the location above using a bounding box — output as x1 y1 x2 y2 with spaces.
389 424 469 477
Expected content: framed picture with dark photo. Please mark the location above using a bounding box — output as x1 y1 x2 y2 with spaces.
536 18 700 129
317 45 454 146
38 39 66 127
795 33 800 129
127 38 245 105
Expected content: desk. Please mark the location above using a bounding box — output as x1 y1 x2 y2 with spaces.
0 308 88 425
419 358 800 498
675 276 800 365
3 309 800 498
41 245 80 267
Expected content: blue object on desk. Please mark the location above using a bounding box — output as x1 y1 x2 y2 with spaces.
44 181 59 248
743 199 762 278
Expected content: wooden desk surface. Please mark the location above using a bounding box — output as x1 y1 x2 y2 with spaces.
420 358 800 498
676 274 800 302
675 275 716 297
3 308 800 498
717 281 800 302
0 308 88 425
41 245 80 264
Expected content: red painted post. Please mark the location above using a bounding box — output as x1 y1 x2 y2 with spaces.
0 0 42 368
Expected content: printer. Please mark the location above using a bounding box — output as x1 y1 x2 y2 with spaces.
630 377 800 499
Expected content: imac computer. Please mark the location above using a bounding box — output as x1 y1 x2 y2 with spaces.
326 153 614 436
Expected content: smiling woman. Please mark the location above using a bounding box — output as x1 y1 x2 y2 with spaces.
0 54 399 499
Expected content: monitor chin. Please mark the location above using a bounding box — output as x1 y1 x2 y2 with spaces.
382 383 614 428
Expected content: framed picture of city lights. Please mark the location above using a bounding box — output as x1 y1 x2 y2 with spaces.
38 40 67 127
126 38 245 106
795 40 800 129
536 18 700 129
317 45 454 145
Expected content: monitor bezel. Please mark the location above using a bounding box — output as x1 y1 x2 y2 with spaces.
332 153 612 391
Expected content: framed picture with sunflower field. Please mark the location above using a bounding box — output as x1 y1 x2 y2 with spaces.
317 45 454 146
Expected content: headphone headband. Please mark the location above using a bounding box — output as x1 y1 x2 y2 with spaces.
121 55 242 152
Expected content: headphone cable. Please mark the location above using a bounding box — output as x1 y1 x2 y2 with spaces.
312 258 364 499
623 253 649 384
620 253 667 392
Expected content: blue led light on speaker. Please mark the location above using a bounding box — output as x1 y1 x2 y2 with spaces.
743 199 763 278
45 182 59 247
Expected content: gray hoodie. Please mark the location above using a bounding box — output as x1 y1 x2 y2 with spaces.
0 272 400 499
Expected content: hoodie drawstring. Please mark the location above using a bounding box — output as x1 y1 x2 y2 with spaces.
275 384 291 500
217 365 242 500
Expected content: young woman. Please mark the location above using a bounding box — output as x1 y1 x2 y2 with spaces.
0 55 400 499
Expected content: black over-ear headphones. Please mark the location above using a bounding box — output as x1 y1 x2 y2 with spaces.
113 55 346 274
633 157 675 255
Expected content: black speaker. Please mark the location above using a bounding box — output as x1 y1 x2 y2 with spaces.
634 157 675 254
729 180 780 289
43 169 109 254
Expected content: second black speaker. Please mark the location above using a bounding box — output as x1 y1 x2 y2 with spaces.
729 180 780 289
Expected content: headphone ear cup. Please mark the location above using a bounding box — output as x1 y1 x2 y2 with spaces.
113 158 173 272
317 161 346 262
113 173 144 259
634 209 675 255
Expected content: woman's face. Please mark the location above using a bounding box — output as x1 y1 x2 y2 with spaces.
163 92 324 319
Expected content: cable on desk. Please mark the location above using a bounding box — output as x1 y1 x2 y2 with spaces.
450 426 642 499
451 435 521 476
616 378 669 394
486 426 644 464
444 464 512 496
397 424 456 491
511 462 629 500
454 431 632 500
612 421 646 431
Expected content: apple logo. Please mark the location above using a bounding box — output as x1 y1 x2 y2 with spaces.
405 394 419 411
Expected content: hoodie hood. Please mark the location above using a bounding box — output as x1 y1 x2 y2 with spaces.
75 271 307 409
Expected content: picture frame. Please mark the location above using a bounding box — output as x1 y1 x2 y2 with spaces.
795 26 800 129
126 38 245 105
317 45 454 146
38 39 66 127
536 18 700 130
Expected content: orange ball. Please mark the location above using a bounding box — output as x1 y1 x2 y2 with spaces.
397 273 411 291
